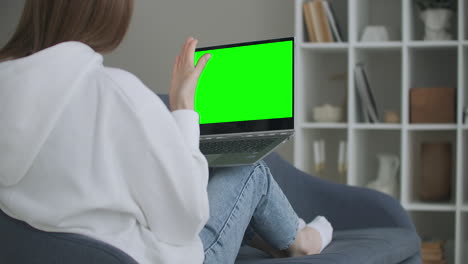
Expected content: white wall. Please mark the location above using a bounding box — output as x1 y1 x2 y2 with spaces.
0 0 295 161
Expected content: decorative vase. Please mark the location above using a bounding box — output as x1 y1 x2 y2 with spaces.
366 154 400 198
420 8 453 41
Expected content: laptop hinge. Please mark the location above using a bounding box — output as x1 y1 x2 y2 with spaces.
200 129 294 141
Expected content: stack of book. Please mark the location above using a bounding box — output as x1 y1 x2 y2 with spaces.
421 241 446 264
303 0 343 43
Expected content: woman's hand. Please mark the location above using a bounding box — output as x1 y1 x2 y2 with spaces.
169 37 211 111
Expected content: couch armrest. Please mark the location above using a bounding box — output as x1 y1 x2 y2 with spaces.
264 153 415 231
0 210 137 264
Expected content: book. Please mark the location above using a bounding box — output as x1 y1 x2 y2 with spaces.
322 0 343 42
354 73 370 123
422 251 444 261
316 0 334 42
309 0 333 42
422 241 445 250
360 65 379 122
303 2 317 42
422 247 443 255
354 63 380 123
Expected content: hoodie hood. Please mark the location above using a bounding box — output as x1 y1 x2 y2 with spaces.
0 42 103 187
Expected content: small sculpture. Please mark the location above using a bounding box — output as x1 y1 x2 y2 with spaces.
416 0 455 41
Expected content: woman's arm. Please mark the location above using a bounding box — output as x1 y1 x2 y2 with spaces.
101 37 212 246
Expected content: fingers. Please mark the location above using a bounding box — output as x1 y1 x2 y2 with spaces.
175 36 208 74
178 37 199 67
195 53 211 75
180 37 194 65
180 37 192 59
187 38 198 66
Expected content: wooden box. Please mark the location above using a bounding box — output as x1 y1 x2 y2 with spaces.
410 87 456 123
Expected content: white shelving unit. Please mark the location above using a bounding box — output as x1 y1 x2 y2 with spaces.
293 0 467 263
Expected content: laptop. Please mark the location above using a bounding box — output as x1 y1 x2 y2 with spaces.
194 37 295 167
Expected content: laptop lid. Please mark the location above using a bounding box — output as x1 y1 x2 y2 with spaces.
194 37 294 136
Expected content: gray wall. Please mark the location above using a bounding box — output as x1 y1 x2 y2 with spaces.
0 0 295 162
108 0 294 94
0 1 24 48
0 0 294 94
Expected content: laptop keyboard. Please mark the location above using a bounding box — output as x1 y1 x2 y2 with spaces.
200 138 277 155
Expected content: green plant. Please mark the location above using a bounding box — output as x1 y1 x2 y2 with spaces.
415 0 456 10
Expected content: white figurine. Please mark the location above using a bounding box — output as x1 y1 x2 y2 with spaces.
420 8 453 41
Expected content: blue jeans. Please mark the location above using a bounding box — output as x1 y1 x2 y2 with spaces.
199 161 299 264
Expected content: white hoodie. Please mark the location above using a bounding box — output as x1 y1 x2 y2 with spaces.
0 42 210 264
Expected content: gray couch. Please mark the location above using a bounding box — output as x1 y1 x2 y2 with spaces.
0 152 421 264
0 95 421 263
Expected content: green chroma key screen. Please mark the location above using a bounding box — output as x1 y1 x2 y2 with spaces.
194 39 293 124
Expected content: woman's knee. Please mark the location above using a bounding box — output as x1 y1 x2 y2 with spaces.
250 160 273 194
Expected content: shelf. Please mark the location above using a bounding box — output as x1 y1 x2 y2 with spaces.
294 0 468 261
301 122 348 129
354 48 401 123
464 46 468 127
406 130 457 206
408 47 458 90
353 124 402 130
462 213 468 263
354 0 402 42
350 130 400 194
465 0 468 41
411 211 456 264
407 124 458 131
410 211 455 253
300 49 347 123
463 130 468 205
404 202 456 212
354 42 402 49
407 41 459 48
299 43 348 50
300 129 347 184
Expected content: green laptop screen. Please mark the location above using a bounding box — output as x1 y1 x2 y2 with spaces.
194 39 293 124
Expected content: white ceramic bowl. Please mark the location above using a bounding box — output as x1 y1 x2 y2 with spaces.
313 104 342 122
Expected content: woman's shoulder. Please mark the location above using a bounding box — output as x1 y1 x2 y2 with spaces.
96 67 168 112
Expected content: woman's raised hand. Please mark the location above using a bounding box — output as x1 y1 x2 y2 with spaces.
169 37 211 111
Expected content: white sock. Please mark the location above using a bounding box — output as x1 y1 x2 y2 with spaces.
298 216 333 252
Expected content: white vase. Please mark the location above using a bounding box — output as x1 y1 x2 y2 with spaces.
366 154 400 198
420 8 453 41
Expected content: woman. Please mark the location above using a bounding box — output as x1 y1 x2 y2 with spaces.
0 1 333 263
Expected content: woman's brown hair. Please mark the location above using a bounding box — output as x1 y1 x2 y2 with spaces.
0 0 134 61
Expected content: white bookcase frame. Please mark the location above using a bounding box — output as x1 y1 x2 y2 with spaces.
293 0 468 263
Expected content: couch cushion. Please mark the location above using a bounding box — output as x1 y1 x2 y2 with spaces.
235 228 420 264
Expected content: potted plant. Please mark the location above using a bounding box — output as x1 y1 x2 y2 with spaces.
415 0 456 40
